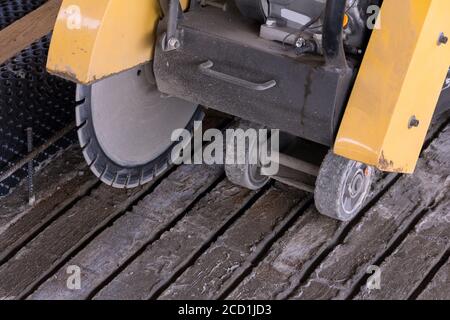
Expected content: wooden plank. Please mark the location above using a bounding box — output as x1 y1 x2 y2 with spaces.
0 147 98 264
91 179 260 300
0 147 84 231
289 124 450 300
0 180 158 299
356 196 450 300
417 256 450 300
157 184 307 300
228 207 340 300
228 167 400 299
28 164 224 300
0 0 62 64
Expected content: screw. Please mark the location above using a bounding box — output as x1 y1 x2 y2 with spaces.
167 37 180 49
438 32 448 45
408 115 420 129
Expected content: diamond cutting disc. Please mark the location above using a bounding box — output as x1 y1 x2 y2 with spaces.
76 64 201 188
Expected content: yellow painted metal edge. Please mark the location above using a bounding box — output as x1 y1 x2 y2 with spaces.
335 0 450 173
47 0 189 84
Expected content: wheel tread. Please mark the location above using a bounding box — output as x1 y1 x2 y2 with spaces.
314 151 372 221
75 85 203 189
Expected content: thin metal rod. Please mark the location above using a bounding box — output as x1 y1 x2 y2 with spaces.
269 175 315 193
166 0 181 41
0 122 76 184
261 151 320 177
26 127 35 205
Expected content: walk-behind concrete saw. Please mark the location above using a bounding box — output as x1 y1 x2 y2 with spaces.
47 0 450 221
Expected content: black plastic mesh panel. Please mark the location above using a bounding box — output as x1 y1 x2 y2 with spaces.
0 0 77 196
0 0 47 28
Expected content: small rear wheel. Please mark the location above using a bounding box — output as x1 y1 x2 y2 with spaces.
224 121 270 190
314 151 373 221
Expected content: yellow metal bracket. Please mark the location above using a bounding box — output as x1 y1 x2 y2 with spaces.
47 0 189 84
335 0 450 173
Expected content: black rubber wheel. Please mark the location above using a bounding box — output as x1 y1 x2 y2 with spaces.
76 66 202 189
314 151 373 221
224 121 270 190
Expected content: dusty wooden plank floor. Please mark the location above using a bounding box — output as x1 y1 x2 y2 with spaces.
0 114 449 300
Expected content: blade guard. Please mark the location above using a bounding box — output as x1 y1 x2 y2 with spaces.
47 0 189 84
335 0 450 173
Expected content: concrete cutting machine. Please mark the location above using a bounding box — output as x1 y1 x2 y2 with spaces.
47 0 450 221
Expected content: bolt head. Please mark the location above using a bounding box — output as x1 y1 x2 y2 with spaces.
168 37 180 49
295 37 306 48
438 33 448 45
408 116 420 129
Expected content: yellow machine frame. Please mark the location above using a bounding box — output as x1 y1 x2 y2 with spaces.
335 0 450 173
47 0 189 84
